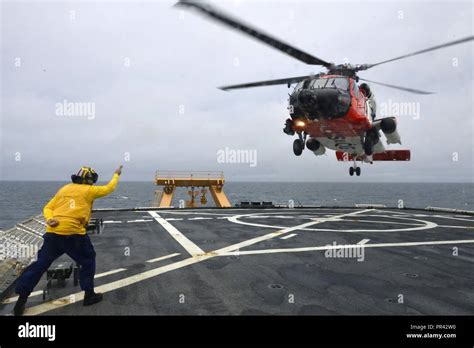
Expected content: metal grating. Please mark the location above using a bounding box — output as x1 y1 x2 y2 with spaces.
0 214 46 300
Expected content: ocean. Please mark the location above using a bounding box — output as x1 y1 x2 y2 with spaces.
0 181 472 230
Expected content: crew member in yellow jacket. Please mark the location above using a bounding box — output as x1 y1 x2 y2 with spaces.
14 165 123 316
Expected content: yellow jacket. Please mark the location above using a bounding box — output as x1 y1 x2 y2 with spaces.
43 173 120 235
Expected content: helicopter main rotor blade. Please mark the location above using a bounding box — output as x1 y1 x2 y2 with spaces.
359 78 434 95
175 0 333 67
361 36 474 70
219 75 313 91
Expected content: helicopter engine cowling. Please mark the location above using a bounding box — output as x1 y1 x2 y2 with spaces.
306 138 326 156
380 118 401 144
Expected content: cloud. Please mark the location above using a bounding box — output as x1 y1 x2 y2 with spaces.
1 0 472 182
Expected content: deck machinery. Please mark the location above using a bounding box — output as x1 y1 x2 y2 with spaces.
154 171 231 208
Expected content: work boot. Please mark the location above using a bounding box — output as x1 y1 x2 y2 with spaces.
83 290 103 306
13 296 28 316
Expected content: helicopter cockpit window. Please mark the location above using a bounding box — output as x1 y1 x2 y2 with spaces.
310 77 349 91
310 78 327 89
325 77 349 91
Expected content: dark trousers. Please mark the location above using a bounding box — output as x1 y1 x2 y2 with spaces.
15 233 96 297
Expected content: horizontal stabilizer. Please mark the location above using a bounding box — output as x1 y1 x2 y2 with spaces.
336 150 411 161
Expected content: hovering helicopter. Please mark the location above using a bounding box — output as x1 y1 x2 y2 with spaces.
176 0 473 176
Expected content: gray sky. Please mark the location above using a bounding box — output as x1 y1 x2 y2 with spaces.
1 0 473 182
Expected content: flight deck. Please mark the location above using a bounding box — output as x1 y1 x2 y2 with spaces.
1 206 473 315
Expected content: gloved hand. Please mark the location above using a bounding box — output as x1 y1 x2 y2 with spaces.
47 219 59 227
115 165 123 176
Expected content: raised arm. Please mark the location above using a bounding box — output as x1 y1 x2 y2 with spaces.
89 165 123 199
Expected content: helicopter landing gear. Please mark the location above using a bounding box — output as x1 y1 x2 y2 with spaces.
293 139 304 156
293 133 306 156
349 166 361 176
363 137 374 156
283 119 295 136
363 128 379 156
349 158 361 176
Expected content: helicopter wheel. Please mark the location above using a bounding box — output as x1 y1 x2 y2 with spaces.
293 139 304 156
349 167 355 176
356 167 361 176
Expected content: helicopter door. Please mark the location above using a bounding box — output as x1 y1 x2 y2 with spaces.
353 82 366 116
365 100 373 120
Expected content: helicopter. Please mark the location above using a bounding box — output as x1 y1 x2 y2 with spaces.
176 0 473 176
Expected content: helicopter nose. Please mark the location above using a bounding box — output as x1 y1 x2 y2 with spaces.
314 89 337 111
297 89 317 106
297 89 342 119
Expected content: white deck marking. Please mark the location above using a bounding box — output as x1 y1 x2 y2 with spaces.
2 290 43 304
302 215 437 232
148 211 204 256
375 210 410 215
280 233 297 240
158 211 235 216
342 218 424 226
230 211 362 228
219 239 474 257
165 218 183 221
24 255 213 315
157 208 354 213
2 268 127 304
433 215 474 222
437 225 474 229
126 219 152 223
95 268 127 278
358 239 370 245
103 221 122 224
222 209 373 253
374 209 474 222
228 212 437 233
146 253 181 263
188 217 213 220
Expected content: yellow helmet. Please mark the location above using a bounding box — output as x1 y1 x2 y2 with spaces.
71 166 98 185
